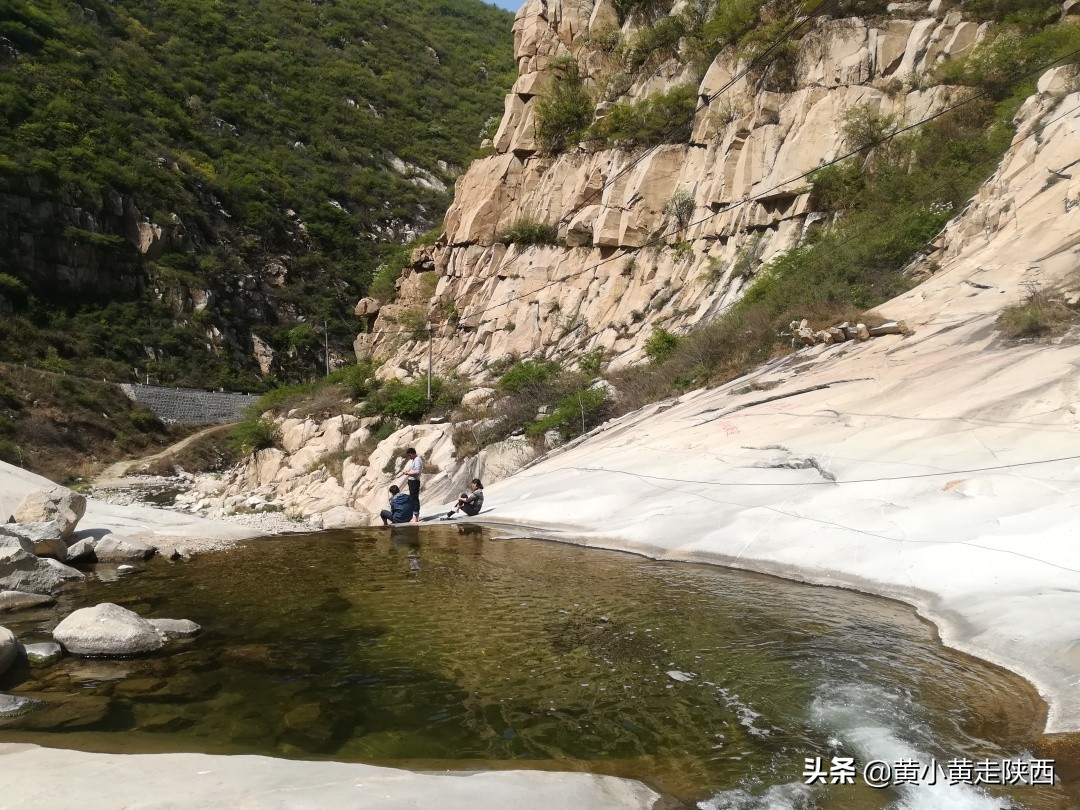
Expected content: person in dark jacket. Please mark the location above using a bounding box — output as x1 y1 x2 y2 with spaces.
446 479 484 518
380 485 413 525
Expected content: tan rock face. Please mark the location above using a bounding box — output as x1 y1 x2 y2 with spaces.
363 6 994 381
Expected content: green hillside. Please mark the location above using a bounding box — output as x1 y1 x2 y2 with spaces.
0 0 514 390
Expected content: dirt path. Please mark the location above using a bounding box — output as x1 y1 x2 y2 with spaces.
95 423 236 486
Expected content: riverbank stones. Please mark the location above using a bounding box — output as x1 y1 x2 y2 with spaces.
1 521 68 560
0 557 84 596
1 533 84 595
65 539 98 563
53 603 164 657
94 534 155 562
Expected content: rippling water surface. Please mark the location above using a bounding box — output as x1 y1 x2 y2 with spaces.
0 527 1071 809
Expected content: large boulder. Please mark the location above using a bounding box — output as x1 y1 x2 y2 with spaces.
53 603 164 657
0 531 34 570
93 534 155 562
1 521 68 560
0 627 16 675
22 642 63 666
9 486 86 542
0 536 84 595
65 538 97 563
0 590 56 613
316 506 370 530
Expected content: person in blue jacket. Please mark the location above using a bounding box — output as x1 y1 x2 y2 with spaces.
380 485 413 525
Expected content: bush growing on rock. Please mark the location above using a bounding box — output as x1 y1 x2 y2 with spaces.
996 286 1080 340
229 418 281 454
498 219 559 246
588 84 698 147
644 328 683 365
534 57 593 155
498 360 560 393
361 377 462 422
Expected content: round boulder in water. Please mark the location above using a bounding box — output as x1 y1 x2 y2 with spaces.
22 642 63 667
0 627 17 675
53 603 164 657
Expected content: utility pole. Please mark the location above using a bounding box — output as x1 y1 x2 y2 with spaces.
324 319 329 377
426 324 433 400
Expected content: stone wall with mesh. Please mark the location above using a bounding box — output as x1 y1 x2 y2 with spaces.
120 384 259 424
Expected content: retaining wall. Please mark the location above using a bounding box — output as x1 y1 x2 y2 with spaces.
120 383 260 424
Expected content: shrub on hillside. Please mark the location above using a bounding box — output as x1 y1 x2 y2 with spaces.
362 377 461 422
644 327 683 365
612 0 673 25
623 15 686 70
589 84 698 147
498 219 559 246
534 57 593 155
229 418 281 454
0 274 29 310
498 360 560 393
996 287 1080 340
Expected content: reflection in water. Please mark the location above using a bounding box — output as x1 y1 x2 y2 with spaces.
0 528 1068 809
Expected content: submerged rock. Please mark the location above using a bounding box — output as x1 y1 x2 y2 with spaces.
149 618 201 639
0 590 56 613
53 603 165 657
666 670 696 683
0 692 108 729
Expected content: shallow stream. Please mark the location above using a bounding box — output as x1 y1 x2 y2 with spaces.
0 527 1073 809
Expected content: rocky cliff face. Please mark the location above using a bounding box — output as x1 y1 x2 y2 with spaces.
189 414 539 526
365 0 993 379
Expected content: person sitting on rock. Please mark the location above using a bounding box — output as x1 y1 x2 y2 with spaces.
381 485 413 526
446 479 484 518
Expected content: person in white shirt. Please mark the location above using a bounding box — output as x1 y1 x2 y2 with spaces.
402 447 423 522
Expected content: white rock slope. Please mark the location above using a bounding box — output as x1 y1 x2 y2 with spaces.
468 87 1080 733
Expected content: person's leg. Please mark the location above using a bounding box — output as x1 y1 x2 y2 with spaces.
447 493 466 518
462 502 481 517
380 509 392 526
407 478 421 521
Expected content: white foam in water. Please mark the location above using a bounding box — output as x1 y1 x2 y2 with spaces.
698 683 1009 810
812 684 1007 810
697 782 814 810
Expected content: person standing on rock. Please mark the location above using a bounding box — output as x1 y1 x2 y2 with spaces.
402 448 423 522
